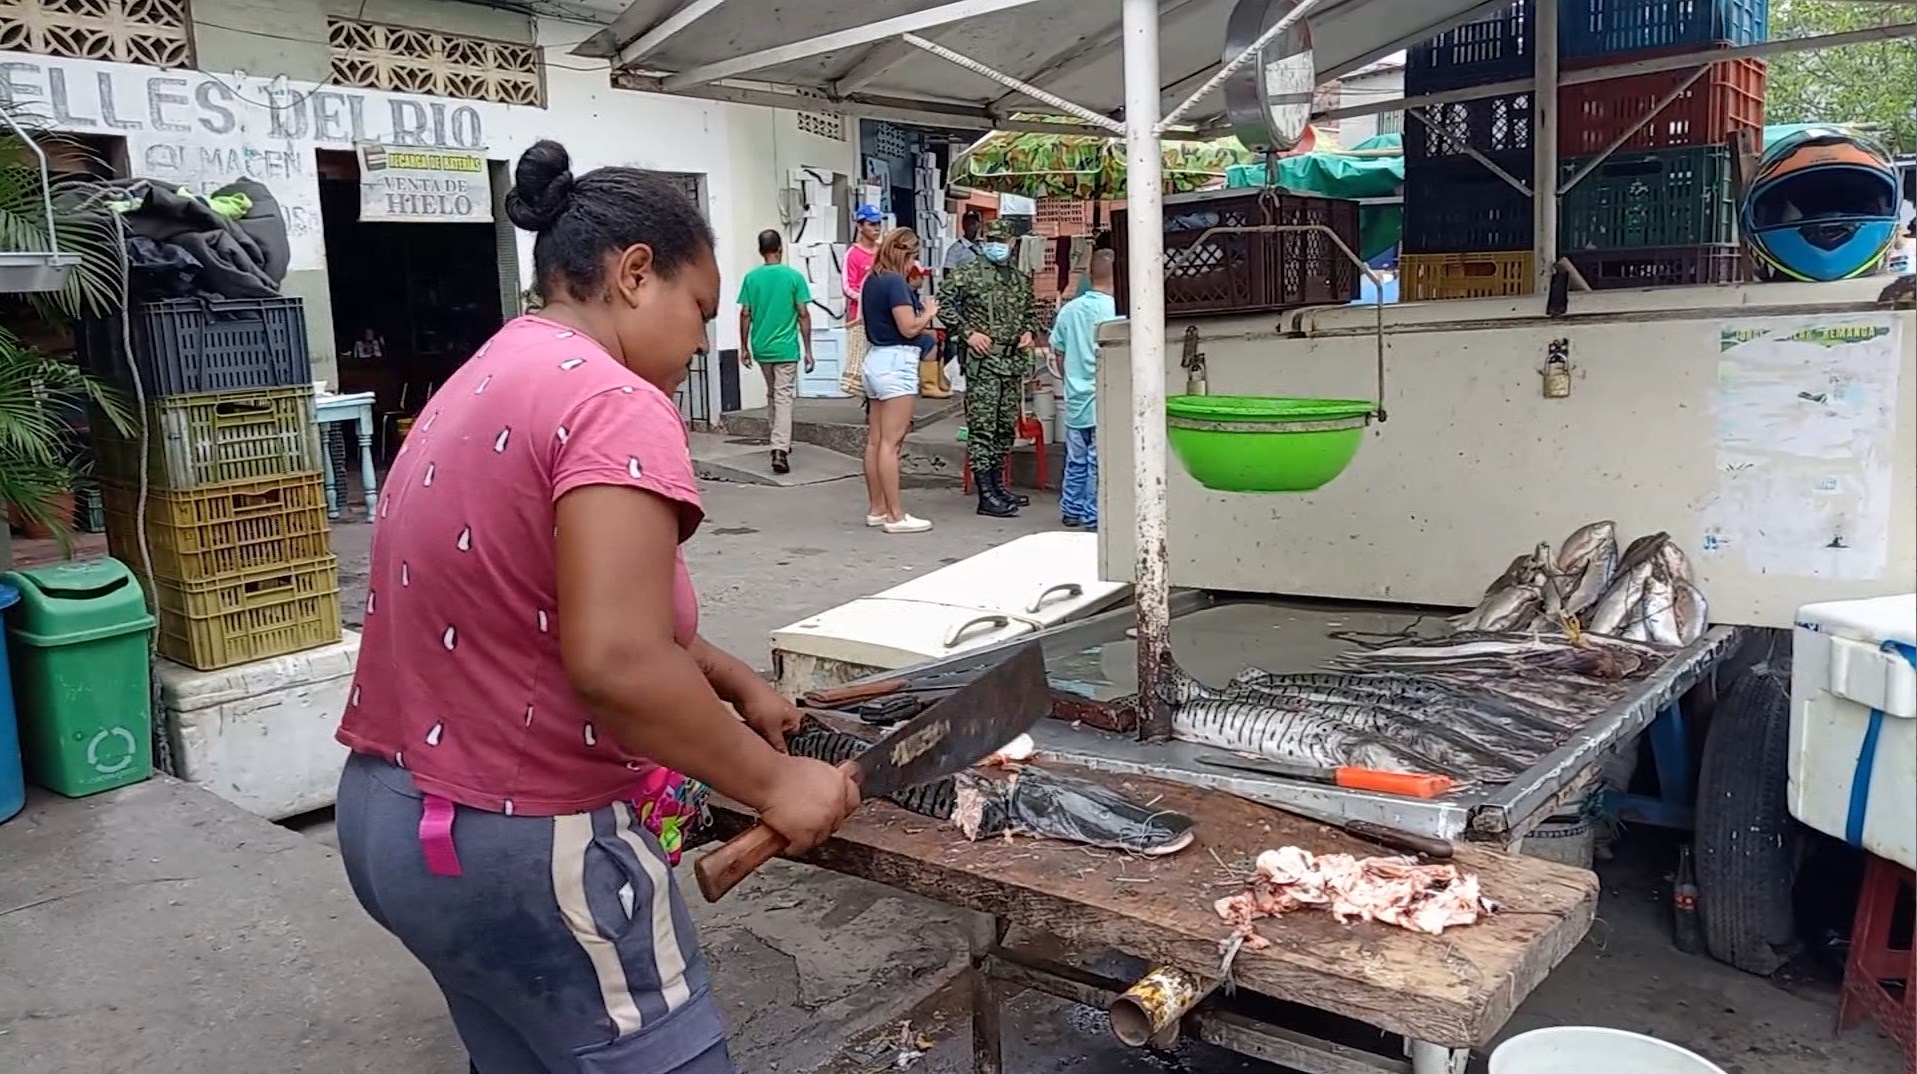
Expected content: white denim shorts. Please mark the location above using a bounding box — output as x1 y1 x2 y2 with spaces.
861 344 921 401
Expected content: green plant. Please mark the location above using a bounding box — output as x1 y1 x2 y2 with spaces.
0 105 132 539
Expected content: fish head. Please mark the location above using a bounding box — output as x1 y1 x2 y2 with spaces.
1557 520 1618 572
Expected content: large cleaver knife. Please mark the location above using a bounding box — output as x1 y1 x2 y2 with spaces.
694 641 1051 902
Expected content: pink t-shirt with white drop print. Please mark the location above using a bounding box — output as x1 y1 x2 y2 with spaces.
337 315 703 817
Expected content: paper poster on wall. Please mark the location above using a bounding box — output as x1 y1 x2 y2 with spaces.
358 143 493 223
1699 315 1905 580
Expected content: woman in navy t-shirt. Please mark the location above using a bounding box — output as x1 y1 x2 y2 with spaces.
857 228 937 534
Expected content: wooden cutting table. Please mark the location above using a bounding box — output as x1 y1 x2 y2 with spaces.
706 763 1598 1074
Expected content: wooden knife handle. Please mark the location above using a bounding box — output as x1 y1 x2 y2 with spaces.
694 759 860 902
694 823 789 902
801 677 908 706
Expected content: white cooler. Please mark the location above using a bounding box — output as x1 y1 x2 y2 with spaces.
771 531 1129 697
159 630 359 820
1788 595 1916 868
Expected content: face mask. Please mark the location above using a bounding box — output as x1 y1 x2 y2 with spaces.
982 242 1011 264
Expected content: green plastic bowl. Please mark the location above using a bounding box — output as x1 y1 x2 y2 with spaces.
1165 395 1373 493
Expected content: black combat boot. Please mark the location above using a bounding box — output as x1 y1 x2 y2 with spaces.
976 469 1019 517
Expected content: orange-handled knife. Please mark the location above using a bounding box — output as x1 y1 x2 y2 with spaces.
1195 752 1457 799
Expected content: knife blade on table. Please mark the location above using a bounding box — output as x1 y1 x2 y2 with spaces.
694 641 1052 901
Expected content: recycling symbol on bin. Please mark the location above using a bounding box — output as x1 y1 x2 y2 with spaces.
83 727 139 775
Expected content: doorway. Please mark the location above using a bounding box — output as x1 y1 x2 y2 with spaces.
316 148 507 456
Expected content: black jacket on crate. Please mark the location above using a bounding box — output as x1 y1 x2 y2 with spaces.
106 177 290 301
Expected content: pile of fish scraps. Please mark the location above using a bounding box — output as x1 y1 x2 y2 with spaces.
1453 520 1708 646
1214 846 1496 943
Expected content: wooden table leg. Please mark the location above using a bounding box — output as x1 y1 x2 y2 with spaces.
970 913 1008 1074
320 422 342 520
354 407 379 517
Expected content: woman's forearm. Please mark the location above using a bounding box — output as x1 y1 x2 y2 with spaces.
572 643 785 810
688 634 772 707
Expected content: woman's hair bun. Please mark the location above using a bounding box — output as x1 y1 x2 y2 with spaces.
506 139 576 232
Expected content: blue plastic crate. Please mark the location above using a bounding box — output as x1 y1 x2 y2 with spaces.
1407 2 1533 94
78 297 311 398
1562 0 1768 61
1404 153 1537 254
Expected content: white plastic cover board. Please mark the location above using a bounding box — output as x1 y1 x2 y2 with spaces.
877 531 1129 622
1788 594 1916 868
770 596 1038 670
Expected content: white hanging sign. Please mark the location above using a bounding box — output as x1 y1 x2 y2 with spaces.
358 143 493 223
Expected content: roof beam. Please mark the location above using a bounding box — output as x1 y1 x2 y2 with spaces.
987 0 1206 114
612 0 735 67
832 39 917 96
662 0 1055 90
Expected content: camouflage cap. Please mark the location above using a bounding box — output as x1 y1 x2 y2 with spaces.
983 218 1016 241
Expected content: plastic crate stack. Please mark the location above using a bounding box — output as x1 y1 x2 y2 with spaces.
1400 0 1766 301
80 297 343 672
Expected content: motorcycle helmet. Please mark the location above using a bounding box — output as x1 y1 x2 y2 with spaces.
1741 126 1901 282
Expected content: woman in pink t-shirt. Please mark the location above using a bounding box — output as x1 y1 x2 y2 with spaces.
334 139 858 1074
836 205 881 395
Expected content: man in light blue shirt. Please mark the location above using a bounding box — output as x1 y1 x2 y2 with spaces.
1047 249 1117 531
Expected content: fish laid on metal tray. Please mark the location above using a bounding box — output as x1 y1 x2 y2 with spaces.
1449 520 1709 645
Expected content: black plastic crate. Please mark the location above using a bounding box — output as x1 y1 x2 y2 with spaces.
1407 91 1534 165
1112 191 1362 318
1404 153 1536 254
78 297 311 397
1567 244 1746 289
1407 2 1532 94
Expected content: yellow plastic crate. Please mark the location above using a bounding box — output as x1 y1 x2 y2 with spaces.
151 556 342 671
101 473 331 583
1400 251 1537 301
94 385 322 490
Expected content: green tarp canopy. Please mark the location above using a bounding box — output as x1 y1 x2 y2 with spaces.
1224 134 1404 260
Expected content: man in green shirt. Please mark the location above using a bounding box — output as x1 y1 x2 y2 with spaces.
738 229 815 474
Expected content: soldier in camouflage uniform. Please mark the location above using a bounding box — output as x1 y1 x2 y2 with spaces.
940 218 1045 517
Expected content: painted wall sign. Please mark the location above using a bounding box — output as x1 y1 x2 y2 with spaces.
357 143 493 223
0 51 527 270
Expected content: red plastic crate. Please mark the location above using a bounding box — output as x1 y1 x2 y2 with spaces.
1559 55 1765 156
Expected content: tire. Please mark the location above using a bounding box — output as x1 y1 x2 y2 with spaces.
1695 661 1798 975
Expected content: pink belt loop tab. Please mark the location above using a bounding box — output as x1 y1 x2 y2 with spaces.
418 794 464 877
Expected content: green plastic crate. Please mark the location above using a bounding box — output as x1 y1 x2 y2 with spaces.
1559 146 1737 252
93 385 322 491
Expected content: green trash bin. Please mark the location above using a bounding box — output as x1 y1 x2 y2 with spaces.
1 558 155 797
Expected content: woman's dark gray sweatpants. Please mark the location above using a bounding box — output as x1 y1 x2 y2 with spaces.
336 753 736 1074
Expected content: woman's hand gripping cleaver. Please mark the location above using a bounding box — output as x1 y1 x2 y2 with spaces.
693 641 1051 902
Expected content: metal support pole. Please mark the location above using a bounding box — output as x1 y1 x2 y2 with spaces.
902 34 1124 132
1122 0 1173 742
1532 0 1558 292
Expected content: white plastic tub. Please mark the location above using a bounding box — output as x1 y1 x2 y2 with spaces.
1490 1027 1727 1074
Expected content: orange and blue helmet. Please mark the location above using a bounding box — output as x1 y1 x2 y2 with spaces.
1741 126 1901 282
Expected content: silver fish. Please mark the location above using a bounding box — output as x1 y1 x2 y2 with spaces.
1172 697 1448 773
1586 561 1651 636
1557 520 1618 575
1636 570 1682 647
1457 583 1544 632
1483 552 1537 598
1296 700 1522 782
1561 543 1619 618
1672 579 1709 644
1655 539 1695 585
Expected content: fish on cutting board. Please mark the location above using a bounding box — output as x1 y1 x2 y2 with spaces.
1173 696 1457 776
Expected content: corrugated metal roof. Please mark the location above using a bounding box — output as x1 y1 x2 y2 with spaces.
579 0 1503 133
